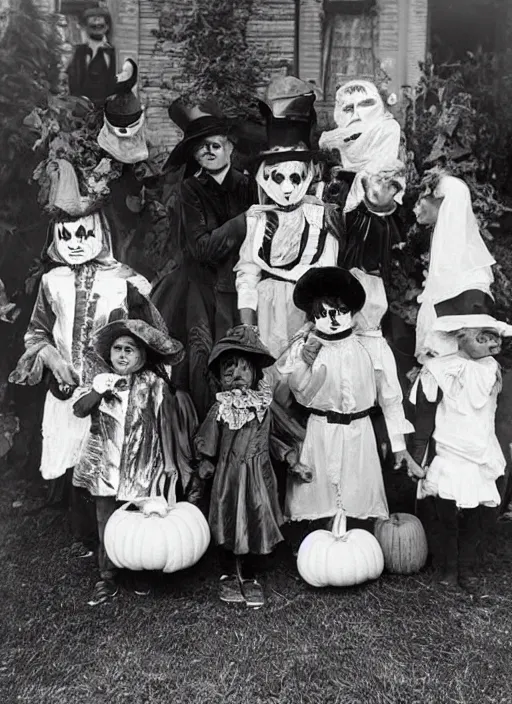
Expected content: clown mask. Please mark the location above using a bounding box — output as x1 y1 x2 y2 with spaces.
313 301 352 336
53 215 103 266
257 158 314 207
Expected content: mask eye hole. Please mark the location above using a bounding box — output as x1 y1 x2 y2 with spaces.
58 226 71 241
271 172 285 185
290 173 302 185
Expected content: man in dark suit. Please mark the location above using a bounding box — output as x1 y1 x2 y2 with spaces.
67 7 116 108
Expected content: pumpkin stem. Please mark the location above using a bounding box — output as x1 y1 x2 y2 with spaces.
331 509 347 538
165 471 178 509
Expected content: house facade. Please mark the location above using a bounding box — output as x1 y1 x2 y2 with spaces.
36 0 429 153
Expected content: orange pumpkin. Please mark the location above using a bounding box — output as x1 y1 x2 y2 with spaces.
374 512 428 575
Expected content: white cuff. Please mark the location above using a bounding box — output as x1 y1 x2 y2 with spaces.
237 289 258 311
390 434 406 453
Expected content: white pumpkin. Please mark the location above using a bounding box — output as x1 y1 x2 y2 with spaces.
297 511 384 587
104 474 210 573
374 512 428 575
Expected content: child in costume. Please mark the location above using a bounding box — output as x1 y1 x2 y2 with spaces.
413 171 495 364
9 214 165 492
278 267 420 524
194 325 306 609
72 319 193 606
410 312 511 593
236 76 340 360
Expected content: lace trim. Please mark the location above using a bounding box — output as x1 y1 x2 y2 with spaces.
216 382 273 430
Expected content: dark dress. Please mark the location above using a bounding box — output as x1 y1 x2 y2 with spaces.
195 402 286 556
151 168 256 420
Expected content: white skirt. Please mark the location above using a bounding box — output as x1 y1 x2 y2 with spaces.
285 414 389 521
257 278 307 359
40 391 91 479
417 445 503 509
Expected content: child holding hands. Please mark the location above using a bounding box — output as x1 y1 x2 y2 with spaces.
410 312 511 593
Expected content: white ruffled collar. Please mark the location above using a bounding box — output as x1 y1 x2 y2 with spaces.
216 382 273 430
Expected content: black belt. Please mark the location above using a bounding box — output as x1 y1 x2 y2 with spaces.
308 405 382 425
261 271 294 283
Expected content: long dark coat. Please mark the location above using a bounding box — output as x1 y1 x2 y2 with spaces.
151 168 255 420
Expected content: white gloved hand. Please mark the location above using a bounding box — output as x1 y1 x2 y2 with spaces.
92 373 126 395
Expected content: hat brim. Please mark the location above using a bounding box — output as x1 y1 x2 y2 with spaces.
434 314 512 337
293 267 366 314
164 122 234 169
254 149 317 167
94 319 184 366
208 342 275 371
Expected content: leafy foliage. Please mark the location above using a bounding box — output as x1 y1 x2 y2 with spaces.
25 96 123 216
387 54 512 327
0 0 60 239
151 0 267 120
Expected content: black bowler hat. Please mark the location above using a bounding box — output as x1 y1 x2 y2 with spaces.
293 267 366 315
164 99 232 169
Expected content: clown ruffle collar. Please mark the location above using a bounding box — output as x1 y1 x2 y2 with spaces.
215 382 273 430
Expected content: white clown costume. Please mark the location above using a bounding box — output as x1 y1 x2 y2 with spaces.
278 267 411 521
9 213 163 480
235 77 340 359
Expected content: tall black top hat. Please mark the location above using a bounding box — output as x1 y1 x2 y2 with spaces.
257 76 317 165
165 99 231 169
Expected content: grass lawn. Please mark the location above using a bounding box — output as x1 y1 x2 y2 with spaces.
2 466 512 704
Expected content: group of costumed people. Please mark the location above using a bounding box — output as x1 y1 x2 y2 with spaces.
9 61 510 608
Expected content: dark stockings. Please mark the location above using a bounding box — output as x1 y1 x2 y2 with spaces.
434 497 482 585
218 548 267 581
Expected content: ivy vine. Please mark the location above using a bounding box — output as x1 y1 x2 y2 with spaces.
150 0 269 119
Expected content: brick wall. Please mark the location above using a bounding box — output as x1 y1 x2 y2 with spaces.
101 0 428 152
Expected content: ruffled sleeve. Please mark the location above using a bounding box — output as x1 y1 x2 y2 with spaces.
372 340 414 452
9 275 57 386
234 214 262 311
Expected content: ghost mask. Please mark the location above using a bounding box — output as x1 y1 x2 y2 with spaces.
256 157 314 207
319 80 400 173
333 82 385 138
52 215 103 266
313 303 352 336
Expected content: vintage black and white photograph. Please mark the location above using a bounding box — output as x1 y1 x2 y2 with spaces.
1 1 512 702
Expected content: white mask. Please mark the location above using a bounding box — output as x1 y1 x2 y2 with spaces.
314 303 352 336
333 82 385 136
257 158 314 207
53 215 103 265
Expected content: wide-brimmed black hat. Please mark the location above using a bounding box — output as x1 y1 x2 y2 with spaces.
165 99 232 169
256 76 317 166
293 267 366 315
208 325 275 371
94 319 184 366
